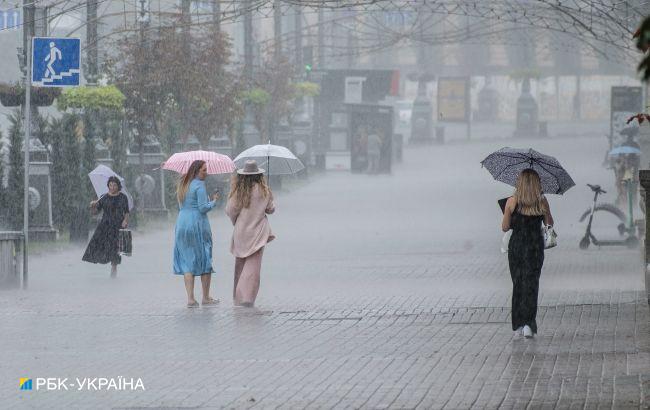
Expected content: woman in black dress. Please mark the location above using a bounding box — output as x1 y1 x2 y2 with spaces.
82 176 130 278
501 169 554 338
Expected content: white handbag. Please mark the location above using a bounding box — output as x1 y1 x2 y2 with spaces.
500 230 512 253
543 225 557 249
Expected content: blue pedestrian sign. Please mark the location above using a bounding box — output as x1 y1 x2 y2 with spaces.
31 37 80 87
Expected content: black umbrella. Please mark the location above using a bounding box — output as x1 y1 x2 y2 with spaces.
481 147 575 194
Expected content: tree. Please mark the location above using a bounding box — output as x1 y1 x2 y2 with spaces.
49 114 83 229
81 124 97 201
6 111 23 229
242 87 271 141
256 56 296 143
0 131 6 226
110 23 244 153
57 85 126 174
636 17 650 82
242 56 312 143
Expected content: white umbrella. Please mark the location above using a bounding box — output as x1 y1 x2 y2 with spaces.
234 144 305 175
88 165 134 210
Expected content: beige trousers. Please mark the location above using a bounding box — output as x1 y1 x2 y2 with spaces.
233 247 264 306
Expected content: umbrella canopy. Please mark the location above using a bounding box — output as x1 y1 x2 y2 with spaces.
162 150 235 175
480 147 575 195
234 144 304 175
88 165 134 210
609 145 642 157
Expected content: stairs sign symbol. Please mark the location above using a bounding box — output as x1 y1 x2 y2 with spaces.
31 37 81 87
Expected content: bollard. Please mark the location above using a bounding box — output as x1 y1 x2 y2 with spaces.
0 231 24 289
639 170 650 304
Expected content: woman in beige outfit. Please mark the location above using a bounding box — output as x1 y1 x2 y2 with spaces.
225 160 275 307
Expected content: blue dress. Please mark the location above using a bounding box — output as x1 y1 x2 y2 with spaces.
173 179 216 276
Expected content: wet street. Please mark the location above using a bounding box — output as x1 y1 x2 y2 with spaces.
1 134 649 409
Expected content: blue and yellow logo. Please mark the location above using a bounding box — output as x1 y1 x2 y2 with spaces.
19 378 32 390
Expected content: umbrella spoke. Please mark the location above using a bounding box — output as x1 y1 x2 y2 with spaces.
493 159 531 179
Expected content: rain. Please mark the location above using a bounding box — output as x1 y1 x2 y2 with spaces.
0 1 649 408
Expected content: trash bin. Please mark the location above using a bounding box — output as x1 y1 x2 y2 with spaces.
0 231 23 289
435 126 445 145
69 207 90 243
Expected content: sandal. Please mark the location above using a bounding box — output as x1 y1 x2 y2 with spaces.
202 298 220 306
187 301 199 308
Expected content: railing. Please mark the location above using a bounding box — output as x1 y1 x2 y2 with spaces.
0 231 24 289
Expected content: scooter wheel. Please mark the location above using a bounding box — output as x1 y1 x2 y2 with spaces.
618 223 627 236
626 236 639 249
579 236 590 250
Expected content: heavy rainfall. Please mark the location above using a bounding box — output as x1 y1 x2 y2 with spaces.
0 0 650 408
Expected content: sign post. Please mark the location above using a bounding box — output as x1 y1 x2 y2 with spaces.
610 86 643 149
23 37 80 288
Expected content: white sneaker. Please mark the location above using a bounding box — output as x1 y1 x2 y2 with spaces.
514 326 523 336
523 325 533 338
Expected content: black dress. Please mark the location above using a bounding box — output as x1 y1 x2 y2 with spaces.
82 193 129 265
507 208 545 333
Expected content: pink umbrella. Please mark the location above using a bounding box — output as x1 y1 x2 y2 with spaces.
162 150 236 175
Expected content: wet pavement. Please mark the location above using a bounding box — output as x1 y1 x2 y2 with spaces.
1 133 648 409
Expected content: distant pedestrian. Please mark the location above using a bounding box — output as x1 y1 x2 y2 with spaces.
226 160 275 308
173 160 220 308
366 129 382 174
501 169 554 338
82 176 130 278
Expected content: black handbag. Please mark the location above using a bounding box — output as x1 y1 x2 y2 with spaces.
118 229 132 256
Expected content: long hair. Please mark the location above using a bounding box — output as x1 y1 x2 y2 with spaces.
514 169 545 216
176 160 205 204
228 173 270 209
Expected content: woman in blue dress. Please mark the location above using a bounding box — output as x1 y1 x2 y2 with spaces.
173 160 220 307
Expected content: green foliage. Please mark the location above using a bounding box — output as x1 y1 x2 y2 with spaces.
292 82 320 98
0 131 6 226
0 82 60 106
6 111 23 229
111 26 244 151
241 88 271 106
81 134 96 201
637 16 650 82
57 85 125 111
508 68 543 82
49 114 83 229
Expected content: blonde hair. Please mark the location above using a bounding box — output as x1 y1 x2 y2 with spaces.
229 173 270 209
514 169 546 216
177 160 205 204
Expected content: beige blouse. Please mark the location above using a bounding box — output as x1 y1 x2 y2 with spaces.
225 184 275 258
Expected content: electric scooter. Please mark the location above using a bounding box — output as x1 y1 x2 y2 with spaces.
579 180 639 249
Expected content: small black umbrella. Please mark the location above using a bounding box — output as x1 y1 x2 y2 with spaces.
481 147 575 194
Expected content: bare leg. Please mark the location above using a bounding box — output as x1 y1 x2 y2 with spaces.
110 263 117 278
184 273 197 305
201 273 218 304
233 257 245 300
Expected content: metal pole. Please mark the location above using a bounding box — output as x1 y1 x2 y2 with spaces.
86 0 98 84
317 7 324 67
243 0 253 81
23 37 31 290
212 0 221 32
294 4 302 70
274 0 282 62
